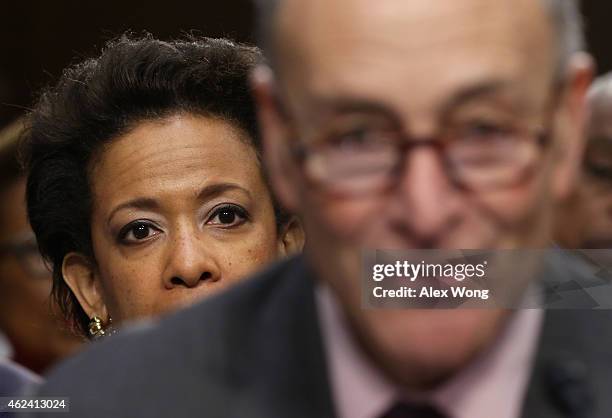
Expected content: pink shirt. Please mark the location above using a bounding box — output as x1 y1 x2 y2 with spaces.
315 284 543 418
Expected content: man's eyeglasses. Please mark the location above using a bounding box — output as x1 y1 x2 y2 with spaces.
0 231 50 278
281 90 559 197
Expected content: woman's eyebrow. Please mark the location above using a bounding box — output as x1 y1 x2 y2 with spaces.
196 182 252 202
106 183 252 225
107 198 160 225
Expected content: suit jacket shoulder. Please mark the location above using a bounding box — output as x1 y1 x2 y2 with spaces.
35 255 335 418
521 253 612 418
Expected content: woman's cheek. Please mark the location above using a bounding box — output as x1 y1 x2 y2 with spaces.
103 256 160 320
216 239 266 281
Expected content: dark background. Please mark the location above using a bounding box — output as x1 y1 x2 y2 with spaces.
0 1 611 127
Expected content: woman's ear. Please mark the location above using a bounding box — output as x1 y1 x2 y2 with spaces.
277 216 306 256
62 252 108 322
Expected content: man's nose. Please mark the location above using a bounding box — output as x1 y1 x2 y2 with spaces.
163 233 220 289
391 147 463 241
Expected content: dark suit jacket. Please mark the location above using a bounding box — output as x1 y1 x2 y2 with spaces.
34 255 612 418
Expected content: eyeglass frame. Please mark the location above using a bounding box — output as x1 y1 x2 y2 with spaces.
273 78 564 197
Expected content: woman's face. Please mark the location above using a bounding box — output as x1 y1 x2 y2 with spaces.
67 114 294 324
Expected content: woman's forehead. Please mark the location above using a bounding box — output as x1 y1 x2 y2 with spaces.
90 114 264 207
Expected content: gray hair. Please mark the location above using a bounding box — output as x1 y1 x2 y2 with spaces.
542 0 586 69
254 0 585 71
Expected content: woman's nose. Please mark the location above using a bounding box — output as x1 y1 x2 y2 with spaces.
163 235 220 289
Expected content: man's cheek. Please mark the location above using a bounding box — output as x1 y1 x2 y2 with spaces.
472 184 543 225
314 196 388 242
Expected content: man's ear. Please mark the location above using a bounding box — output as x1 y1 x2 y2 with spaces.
552 52 595 200
277 216 306 256
251 65 301 213
62 252 108 322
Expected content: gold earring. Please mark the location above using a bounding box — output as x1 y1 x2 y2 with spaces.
88 316 114 339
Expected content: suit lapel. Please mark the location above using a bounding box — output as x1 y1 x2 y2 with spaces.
521 255 612 418
521 309 612 418
224 255 612 418
229 256 336 418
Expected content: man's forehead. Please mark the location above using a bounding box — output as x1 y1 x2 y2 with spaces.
278 0 553 62
276 0 555 115
277 0 552 41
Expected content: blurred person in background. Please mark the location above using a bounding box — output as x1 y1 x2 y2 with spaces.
0 330 40 396
33 1 611 418
0 120 43 395
557 72 612 249
21 34 303 341
0 119 82 374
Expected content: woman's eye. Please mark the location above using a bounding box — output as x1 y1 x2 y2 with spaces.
207 205 248 227
118 221 161 244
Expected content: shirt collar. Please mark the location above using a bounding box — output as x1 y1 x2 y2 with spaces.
315 283 543 418
433 306 543 418
316 283 395 418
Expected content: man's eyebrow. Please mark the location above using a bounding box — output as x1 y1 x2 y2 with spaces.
310 82 512 119
307 97 402 124
316 99 394 115
441 80 513 113
302 81 514 130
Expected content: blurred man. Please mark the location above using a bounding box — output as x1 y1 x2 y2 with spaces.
0 120 82 374
557 72 612 249
35 1 609 418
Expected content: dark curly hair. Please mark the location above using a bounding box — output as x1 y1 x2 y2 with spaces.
21 33 286 337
